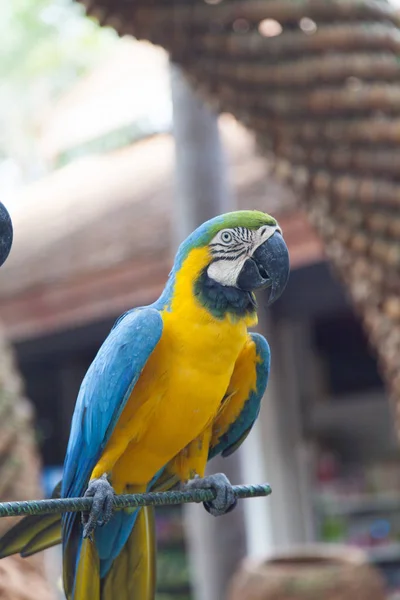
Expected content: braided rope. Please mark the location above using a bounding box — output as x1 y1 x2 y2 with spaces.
0 483 271 518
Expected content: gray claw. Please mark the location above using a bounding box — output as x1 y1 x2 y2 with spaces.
185 473 237 517
82 474 115 539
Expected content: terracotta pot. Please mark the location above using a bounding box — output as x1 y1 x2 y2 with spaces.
227 545 387 600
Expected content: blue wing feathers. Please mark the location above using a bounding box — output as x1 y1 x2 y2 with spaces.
62 308 163 500
209 333 270 460
61 308 163 593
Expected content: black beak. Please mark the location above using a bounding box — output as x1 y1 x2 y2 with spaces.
237 231 290 306
0 203 12 268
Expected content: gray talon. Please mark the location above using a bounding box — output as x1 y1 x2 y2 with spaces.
82 473 115 539
185 473 237 517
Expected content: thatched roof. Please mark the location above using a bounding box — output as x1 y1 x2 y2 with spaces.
76 0 400 412
0 117 322 341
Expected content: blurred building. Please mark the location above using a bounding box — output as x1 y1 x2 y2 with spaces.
1 38 400 597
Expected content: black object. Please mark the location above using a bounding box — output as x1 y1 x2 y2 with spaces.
0 203 13 267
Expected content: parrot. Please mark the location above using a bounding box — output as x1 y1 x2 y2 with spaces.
0 210 290 600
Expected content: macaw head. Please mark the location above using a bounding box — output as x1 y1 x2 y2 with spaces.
168 210 290 317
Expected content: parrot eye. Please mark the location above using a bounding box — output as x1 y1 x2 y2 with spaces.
221 231 233 244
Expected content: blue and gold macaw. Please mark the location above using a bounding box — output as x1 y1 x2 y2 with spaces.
0 210 289 600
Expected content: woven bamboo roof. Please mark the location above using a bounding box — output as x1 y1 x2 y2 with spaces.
76 0 400 416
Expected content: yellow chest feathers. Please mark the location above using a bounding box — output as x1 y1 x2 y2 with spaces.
162 246 257 368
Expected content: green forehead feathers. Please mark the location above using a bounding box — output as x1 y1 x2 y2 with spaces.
195 210 277 247
217 210 276 232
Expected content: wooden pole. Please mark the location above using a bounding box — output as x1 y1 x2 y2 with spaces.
170 62 247 600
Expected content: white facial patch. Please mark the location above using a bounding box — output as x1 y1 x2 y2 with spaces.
207 256 247 287
207 224 280 287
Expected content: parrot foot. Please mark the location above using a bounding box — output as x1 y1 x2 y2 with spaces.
185 473 237 517
82 474 115 540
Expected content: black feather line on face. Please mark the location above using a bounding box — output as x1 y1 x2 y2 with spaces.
210 228 253 247
209 244 246 253
211 249 248 262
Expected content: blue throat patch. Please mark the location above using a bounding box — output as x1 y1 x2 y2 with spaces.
193 268 257 320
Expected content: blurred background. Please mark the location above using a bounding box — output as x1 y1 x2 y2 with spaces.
1 0 400 599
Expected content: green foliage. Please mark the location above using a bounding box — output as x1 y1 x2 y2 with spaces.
1 0 117 89
0 0 119 173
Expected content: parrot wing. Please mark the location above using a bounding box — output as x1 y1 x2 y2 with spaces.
62 307 163 500
209 332 270 460
61 307 163 599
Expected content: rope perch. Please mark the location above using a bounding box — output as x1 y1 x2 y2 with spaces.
0 483 272 518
